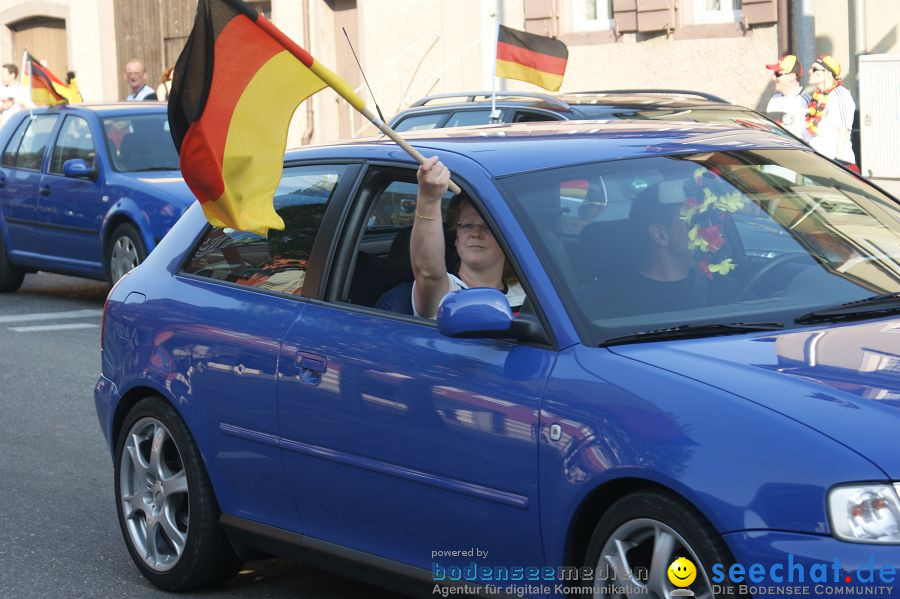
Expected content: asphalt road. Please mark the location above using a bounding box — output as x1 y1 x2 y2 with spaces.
0 273 399 599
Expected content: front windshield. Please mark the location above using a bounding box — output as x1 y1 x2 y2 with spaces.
102 114 180 172
576 105 794 140
497 149 900 345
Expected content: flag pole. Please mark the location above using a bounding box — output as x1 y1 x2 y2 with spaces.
255 15 461 194
490 21 500 124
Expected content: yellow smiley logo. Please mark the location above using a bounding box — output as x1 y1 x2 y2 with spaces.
667 557 697 587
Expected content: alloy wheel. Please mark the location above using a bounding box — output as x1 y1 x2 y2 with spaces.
118 417 189 572
593 517 713 599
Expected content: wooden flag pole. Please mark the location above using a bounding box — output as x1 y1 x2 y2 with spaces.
361 107 462 195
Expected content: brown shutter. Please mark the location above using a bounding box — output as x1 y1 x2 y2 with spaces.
742 0 777 25
524 0 559 37
613 0 637 33
636 0 675 33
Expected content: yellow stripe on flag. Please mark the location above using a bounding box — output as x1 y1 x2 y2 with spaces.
203 50 326 235
496 58 563 92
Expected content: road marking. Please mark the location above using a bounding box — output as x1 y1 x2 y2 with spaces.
9 323 100 332
0 309 102 324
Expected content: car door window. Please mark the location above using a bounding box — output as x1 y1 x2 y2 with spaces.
6 114 58 171
512 110 557 123
49 116 97 174
445 109 493 127
182 164 346 295
392 113 447 132
1 117 30 167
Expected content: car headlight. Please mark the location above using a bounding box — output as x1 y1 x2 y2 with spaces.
828 484 900 543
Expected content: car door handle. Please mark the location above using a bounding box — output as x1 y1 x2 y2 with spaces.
39 185 50 196
295 352 327 386
0 175 6 188
296 352 327 372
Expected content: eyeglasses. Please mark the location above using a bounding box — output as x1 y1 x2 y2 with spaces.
456 221 493 236
810 66 826 73
774 72 790 78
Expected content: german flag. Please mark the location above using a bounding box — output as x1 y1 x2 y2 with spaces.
22 53 82 105
169 0 366 235
495 25 568 92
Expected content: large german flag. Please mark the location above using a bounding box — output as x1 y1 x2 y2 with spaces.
22 53 82 105
169 0 365 235
496 25 568 92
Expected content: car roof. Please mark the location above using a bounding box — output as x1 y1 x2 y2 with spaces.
34 102 168 117
288 119 806 178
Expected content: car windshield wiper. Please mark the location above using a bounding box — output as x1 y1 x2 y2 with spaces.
601 321 784 346
795 292 900 324
131 166 179 172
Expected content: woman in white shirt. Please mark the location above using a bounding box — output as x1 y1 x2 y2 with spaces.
410 157 525 319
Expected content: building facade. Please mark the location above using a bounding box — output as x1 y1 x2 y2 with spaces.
0 0 897 161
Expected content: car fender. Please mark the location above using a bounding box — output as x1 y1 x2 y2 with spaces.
100 195 157 254
539 345 887 567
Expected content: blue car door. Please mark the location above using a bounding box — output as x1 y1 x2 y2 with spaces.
0 113 59 259
173 163 355 531
40 114 105 269
277 164 555 574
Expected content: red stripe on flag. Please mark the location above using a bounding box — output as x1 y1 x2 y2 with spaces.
256 15 315 68
180 14 286 204
496 41 566 76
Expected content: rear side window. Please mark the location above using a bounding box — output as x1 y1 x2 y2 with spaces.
182 164 346 295
3 114 58 170
392 113 446 132
445 109 492 127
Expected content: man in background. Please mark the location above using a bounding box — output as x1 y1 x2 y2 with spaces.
765 54 809 139
124 59 157 101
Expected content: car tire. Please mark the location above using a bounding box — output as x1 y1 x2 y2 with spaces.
114 396 242 591
106 223 147 284
582 491 744 598
0 232 24 292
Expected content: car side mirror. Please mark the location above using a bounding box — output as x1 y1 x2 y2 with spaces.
437 288 514 338
63 158 98 181
436 288 549 344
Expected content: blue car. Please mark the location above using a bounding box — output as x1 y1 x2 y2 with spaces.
95 120 900 597
0 103 194 291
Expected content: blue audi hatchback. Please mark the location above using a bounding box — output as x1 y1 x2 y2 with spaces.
95 121 900 597
0 103 194 291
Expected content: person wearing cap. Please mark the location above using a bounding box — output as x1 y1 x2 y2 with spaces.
583 179 740 317
804 54 856 165
765 54 810 139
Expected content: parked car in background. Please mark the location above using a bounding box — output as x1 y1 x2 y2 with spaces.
96 120 900 597
389 89 799 141
0 103 193 292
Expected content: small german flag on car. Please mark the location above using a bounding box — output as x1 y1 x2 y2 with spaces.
495 25 568 91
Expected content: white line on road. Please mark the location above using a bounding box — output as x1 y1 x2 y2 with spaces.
9 323 100 332
0 309 103 324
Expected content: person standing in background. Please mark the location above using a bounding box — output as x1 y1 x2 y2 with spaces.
124 59 157 101
804 55 856 166
156 65 174 101
764 54 810 139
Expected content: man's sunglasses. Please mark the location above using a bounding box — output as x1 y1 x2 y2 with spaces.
774 71 792 78
810 66 827 73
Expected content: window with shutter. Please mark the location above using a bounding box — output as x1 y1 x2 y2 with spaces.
612 0 637 33
636 0 675 33
742 0 777 25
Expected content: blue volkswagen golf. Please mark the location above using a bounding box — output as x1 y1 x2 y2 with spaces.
0 103 194 291
95 121 900 597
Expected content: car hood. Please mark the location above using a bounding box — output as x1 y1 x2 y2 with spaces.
113 171 195 207
609 317 900 478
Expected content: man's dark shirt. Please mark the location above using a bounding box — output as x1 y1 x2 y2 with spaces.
583 268 741 318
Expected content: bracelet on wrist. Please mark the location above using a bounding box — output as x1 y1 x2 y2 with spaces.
415 211 437 220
